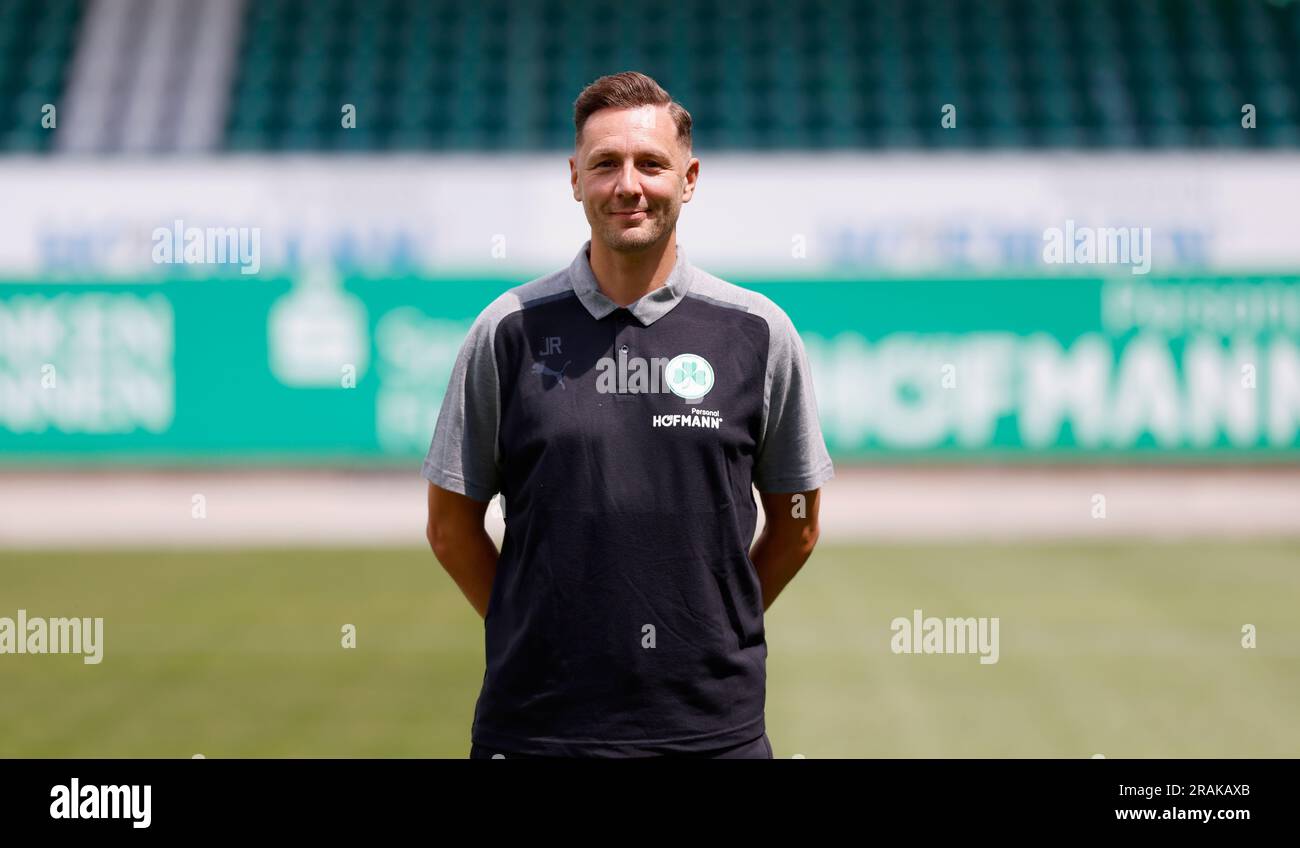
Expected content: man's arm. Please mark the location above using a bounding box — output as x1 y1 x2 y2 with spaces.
426 482 499 619
749 488 822 613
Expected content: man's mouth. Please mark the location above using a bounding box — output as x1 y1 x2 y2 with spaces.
611 209 649 218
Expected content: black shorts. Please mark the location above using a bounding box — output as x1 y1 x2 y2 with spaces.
469 733 774 759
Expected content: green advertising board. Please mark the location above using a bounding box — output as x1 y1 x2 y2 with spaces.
1 274 1297 464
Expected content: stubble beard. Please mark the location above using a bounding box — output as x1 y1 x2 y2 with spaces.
590 199 680 254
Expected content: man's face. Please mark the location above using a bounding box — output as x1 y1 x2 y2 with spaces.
570 105 699 254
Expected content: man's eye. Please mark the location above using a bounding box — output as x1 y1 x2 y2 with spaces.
642 161 663 169
596 160 615 167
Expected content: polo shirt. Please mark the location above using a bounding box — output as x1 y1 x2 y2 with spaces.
422 239 834 756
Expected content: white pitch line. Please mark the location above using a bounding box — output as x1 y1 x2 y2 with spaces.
0 467 1297 550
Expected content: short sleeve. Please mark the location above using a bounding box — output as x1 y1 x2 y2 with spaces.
421 310 501 502
752 308 835 493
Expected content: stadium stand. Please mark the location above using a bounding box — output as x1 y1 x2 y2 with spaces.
3 0 1300 153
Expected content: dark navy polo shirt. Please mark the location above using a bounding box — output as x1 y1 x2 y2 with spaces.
422 239 834 756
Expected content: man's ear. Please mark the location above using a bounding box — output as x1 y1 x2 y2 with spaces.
569 155 581 201
681 155 700 203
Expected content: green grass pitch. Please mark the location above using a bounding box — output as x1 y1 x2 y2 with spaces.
2 541 1296 757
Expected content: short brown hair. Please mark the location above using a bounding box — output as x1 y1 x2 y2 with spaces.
573 71 693 152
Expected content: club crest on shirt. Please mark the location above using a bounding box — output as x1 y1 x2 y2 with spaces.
663 353 714 401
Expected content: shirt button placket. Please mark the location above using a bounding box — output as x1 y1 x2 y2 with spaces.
614 309 637 404
615 307 632 357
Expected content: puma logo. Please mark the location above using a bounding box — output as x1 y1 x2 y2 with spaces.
530 359 570 389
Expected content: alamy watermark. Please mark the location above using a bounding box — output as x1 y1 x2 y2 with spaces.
890 608 999 665
1043 219 1151 275
151 218 261 275
50 779 150 828
0 609 103 664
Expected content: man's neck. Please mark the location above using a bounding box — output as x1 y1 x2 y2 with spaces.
588 233 677 308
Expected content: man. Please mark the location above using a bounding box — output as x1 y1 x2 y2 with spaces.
423 71 833 758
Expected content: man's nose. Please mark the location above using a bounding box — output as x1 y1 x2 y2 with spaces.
615 162 640 197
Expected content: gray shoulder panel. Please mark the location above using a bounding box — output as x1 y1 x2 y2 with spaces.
421 266 574 500
686 269 794 440
479 267 575 329
688 268 833 493
686 269 781 322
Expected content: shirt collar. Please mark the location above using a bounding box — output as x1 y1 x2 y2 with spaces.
568 239 694 326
